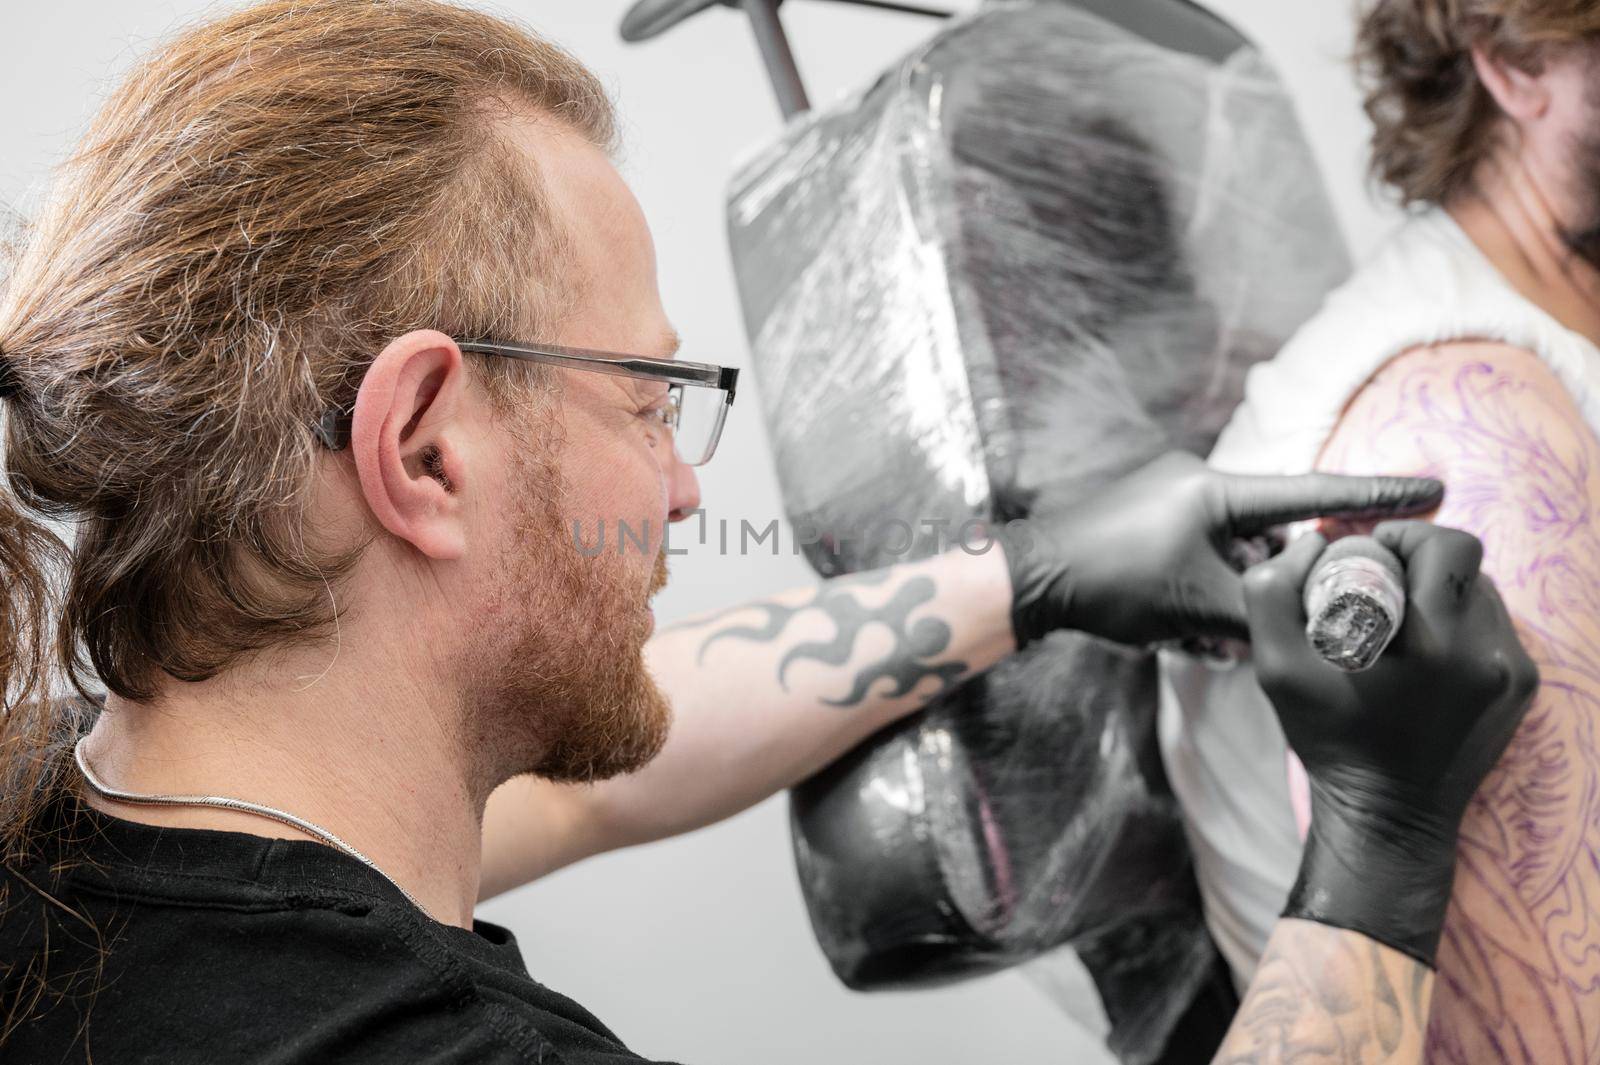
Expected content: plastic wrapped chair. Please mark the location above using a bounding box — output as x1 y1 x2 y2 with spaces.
635 1 1351 1060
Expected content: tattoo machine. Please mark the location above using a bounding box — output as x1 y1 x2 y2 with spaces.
1303 535 1407 672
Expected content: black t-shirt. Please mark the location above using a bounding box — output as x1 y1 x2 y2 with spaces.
0 787 681 1064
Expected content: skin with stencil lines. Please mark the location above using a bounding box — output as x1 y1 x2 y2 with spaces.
1318 341 1600 1065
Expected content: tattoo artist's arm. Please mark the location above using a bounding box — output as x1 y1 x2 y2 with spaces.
478 546 1014 899
479 451 1442 899
1215 920 1433 1064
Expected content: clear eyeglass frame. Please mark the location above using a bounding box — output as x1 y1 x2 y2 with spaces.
313 338 740 467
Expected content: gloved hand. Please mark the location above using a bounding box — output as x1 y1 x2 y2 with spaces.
1002 450 1445 648
1244 522 1538 967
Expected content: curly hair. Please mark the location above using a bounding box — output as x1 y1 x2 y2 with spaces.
1356 0 1600 206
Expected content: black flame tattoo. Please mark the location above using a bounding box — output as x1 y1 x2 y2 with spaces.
693 571 966 707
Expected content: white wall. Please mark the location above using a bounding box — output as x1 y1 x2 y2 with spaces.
0 2 1401 1062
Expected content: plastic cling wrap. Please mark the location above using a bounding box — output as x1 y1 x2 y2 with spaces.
725 2 1350 1061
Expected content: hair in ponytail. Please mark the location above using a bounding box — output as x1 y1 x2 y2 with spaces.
0 204 85 868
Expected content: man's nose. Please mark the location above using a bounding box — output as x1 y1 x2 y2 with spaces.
666 450 701 523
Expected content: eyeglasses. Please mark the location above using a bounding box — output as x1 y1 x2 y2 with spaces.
313 338 740 467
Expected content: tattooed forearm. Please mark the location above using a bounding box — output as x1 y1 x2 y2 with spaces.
1319 343 1600 1064
677 568 969 707
1216 920 1434 1064
473 548 1013 888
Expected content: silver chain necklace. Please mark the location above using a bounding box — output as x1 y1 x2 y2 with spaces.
72 737 435 922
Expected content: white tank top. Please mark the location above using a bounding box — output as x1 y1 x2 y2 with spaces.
1157 207 1600 989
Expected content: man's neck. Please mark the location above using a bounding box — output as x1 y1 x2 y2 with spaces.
83 646 487 929
1447 151 1600 347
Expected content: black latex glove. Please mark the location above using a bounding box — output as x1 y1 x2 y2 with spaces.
1244 522 1539 968
1003 451 1445 648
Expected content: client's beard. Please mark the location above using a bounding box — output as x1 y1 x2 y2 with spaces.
459 450 672 789
1560 70 1600 270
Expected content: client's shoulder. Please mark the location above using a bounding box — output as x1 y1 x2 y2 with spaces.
1319 339 1590 478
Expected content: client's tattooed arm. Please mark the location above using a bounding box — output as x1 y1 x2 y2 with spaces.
1215 920 1434 1063
478 547 1015 897
1317 341 1600 1064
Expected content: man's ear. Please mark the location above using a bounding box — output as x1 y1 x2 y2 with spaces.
1472 45 1553 126
349 329 471 560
